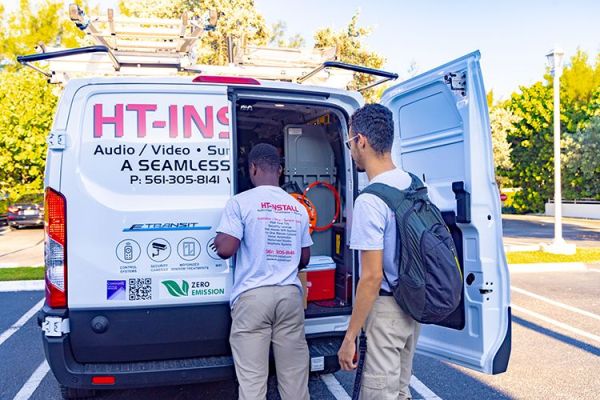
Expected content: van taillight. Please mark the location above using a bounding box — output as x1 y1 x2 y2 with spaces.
45 188 67 308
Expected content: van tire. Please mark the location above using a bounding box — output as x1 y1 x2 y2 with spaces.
60 385 96 399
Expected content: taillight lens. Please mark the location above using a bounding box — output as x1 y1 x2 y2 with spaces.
45 187 67 308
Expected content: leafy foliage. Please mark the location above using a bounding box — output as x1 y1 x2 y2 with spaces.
504 51 600 213
268 21 304 48
0 0 86 62
563 116 600 200
119 0 270 65
489 106 519 187
0 0 82 199
313 13 385 102
0 69 57 198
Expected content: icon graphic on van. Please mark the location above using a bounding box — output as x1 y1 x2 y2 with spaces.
162 280 189 297
177 237 201 261
116 239 141 263
147 238 171 262
206 237 221 260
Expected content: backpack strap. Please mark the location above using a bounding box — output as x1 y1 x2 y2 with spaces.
358 183 405 291
357 172 429 290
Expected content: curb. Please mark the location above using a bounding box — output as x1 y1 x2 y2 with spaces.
508 262 588 274
0 280 45 292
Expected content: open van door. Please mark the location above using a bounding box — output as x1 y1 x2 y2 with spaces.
380 51 511 374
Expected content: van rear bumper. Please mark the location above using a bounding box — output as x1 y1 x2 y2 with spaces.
44 334 236 390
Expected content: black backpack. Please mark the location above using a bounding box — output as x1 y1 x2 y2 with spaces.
360 173 463 324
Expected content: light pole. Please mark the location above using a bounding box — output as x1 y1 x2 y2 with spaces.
544 48 576 254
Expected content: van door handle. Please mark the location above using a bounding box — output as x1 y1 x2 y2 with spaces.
479 288 493 294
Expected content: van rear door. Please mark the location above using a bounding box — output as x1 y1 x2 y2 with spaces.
380 51 511 374
60 80 234 361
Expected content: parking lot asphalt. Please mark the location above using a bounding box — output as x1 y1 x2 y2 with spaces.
502 214 600 248
0 226 43 267
2 265 599 399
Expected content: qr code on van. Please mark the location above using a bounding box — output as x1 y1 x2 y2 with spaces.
129 278 152 301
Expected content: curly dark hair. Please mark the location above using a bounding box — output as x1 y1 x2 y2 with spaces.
248 143 281 173
349 104 394 155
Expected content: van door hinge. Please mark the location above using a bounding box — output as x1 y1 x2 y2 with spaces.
42 317 70 337
48 130 67 150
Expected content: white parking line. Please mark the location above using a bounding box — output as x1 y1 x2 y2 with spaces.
0 298 44 347
410 375 443 399
512 304 600 344
321 373 442 400
512 286 600 321
321 374 351 400
12 360 50 400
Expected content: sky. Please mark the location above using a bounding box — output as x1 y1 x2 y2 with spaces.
253 0 600 99
4 0 598 99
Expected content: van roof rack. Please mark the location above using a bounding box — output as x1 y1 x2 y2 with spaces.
17 3 216 82
17 4 397 90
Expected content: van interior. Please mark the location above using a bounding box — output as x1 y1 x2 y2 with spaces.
235 99 354 318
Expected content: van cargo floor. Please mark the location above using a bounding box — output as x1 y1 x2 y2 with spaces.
305 300 352 318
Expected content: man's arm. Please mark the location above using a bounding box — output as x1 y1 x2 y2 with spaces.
298 246 311 270
338 249 383 371
214 233 241 259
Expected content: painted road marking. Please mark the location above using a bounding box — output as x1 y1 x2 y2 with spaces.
0 298 44 347
321 374 351 400
321 373 443 400
410 375 443 399
512 305 600 345
12 360 50 400
512 286 600 321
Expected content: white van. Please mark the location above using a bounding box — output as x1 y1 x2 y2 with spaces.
39 51 511 398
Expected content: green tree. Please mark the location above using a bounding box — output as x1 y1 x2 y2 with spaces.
0 0 92 198
506 82 554 212
313 13 385 102
489 106 519 187
0 0 85 62
268 21 305 48
506 50 600 213
0 69 56 198
563 116 600 200
560 50 600 131
119 0 269 65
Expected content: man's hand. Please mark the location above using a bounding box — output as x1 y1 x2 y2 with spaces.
214 232 240 259
338 337 357 371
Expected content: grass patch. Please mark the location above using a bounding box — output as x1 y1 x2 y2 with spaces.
507 248 600 264
0 267 44 281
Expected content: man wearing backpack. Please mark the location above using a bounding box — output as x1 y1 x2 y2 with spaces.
338 104 449 400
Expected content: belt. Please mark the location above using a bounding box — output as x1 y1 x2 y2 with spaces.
379 288 393 297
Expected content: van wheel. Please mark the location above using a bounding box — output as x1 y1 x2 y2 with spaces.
60 385 96 399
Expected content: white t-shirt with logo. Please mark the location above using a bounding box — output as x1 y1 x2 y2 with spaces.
216 185 313 306
349 168 442 292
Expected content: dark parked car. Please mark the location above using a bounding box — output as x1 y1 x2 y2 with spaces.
0 195 7 226
7 193 44 229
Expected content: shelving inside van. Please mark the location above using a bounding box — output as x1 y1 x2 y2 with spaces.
234 99 354 318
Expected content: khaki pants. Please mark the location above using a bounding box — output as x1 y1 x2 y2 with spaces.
359 296 421 400
230 285 309 400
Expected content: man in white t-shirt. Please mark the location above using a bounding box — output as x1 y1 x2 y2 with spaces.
214 143 312 400
338 104 436 399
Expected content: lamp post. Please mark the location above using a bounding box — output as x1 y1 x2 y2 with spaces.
544 48 576 254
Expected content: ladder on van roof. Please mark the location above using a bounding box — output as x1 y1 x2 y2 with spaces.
17 4 397 90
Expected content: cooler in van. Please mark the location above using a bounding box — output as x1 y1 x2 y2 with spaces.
306 256 336 301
